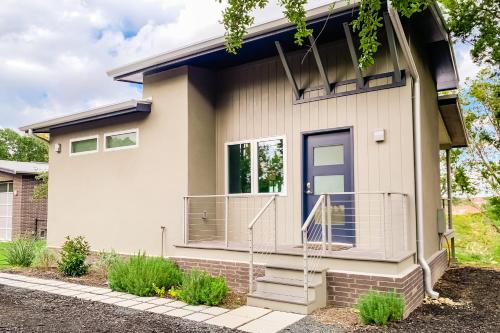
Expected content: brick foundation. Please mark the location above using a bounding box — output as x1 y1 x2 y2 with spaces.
326 249 448 317
171 257 265 293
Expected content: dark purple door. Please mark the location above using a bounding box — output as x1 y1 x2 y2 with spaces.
303 129 354 244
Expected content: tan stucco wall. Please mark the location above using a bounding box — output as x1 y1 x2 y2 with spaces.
47 67 189 255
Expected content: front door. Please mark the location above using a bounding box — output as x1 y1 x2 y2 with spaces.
303 129 354 244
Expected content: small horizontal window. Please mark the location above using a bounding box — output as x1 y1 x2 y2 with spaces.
104 129 138 151
70 136 98 155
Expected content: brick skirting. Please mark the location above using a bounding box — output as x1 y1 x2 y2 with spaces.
326 249 448 317
171 257 265 293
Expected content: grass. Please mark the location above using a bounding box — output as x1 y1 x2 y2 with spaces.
452 213 499 267
0 242 12 269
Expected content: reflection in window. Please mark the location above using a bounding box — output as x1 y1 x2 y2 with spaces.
258 139 284 193
228 143 251 194
106 131 138 150
71 137 97 154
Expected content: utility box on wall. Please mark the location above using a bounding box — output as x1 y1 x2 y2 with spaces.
437 208 446 234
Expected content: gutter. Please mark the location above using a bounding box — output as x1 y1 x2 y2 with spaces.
387 1 439 299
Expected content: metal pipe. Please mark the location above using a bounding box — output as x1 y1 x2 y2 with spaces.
160 226 166 258
225 196 229 248
445 149 456 260
387 1 439 298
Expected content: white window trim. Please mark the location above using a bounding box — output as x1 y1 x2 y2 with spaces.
224 135 287 196
69 135 99 156
103 128 139 152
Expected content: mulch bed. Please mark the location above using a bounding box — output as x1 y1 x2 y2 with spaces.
0 285 238 333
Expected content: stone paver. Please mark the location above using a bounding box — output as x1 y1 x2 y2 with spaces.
0 273 304 332
167 309 194 317
239 311 305 333
129 302 158 311
146 305 174 314
201 307 229 316
184 312 214 322
114 299 142 308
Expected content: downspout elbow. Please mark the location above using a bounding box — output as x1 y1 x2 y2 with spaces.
387 0 439 299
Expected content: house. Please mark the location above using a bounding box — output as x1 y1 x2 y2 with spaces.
0 160 48 241
20 2 466 315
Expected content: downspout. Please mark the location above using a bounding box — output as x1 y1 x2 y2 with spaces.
387 1 439 298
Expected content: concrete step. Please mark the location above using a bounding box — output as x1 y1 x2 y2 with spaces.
247 291 321 315
255 276 320 299
264 265 324 284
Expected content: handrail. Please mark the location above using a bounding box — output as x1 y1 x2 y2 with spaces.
248 195 277 229
301 195 325 232
184 194 278 199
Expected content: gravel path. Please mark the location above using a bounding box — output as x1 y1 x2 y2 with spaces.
0 285 237 333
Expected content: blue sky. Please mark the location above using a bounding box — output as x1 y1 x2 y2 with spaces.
0 0 480 130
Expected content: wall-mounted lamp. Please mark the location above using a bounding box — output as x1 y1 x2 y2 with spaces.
373 129 385 143
54 143 61 153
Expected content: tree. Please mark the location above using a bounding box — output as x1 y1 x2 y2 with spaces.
0 128 48 162
442 68 499 197
440 0 500 66
218 0 499 69
33 171 48 200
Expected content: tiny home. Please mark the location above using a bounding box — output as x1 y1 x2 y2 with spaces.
20 2 465 315
0 160 48 241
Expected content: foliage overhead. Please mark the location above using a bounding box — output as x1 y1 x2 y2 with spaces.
440 0 500 66
218 0 499 69
0 129 48 162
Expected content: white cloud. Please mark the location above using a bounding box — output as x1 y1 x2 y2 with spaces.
0 0 473 130
454 42 481 83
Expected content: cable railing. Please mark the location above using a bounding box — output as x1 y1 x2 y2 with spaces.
301 192 409 302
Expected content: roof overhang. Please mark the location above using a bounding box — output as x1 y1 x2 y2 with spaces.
438 94 467 148
0 161 48 175
19 99 152 134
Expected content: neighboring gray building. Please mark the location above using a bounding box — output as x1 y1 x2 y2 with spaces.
0 160 48 241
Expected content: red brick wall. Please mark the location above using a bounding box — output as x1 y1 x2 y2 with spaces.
172 257 265 293
326 250 448 317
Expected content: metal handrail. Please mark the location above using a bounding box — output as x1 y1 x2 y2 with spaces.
248 195 277 293
301 195 325 232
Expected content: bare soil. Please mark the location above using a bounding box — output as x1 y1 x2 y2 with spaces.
0 285 237 333
311 266 500 332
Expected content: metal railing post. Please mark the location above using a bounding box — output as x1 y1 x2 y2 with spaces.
327 194 332 251
273 196 277 253
303 229 309 303
321 195 327 252
249 228 254 293
183 197 188 245
225 196 229 248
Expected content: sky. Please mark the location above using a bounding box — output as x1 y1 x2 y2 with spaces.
0 0 481 130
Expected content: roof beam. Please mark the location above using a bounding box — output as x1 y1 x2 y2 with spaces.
383 12 401 83
275 41 301 100
342 22 364 89
308 35 331 95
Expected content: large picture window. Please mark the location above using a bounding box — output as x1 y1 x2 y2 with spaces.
226 136 286 195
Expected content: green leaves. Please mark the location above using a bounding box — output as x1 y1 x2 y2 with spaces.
0 129 48 162
279 0 312 46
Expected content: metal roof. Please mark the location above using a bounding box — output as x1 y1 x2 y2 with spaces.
19 99 152 134
0 160 48 175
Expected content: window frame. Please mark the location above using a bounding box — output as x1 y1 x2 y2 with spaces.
103 128 139 152
0 182 13 193
69 135 99 156
224 135 287 196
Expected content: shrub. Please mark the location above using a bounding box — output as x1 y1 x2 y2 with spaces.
58 236 91 277
177 269 228 306
484 196 500 224
93 250 122 275
33 247 57 270
357 290 405 326
6 237 38 267
108 253 182 296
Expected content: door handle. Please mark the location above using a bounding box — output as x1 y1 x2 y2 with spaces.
305 181 313 195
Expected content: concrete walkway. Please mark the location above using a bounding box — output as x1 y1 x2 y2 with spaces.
0 272 304 333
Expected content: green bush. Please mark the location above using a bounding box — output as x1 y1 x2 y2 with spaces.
58 236 91 277
6 237 38 267
484 196 500 225
177 269 228 306
93 249 122 275
357 290 405 326
108 253 181 296
33 247 57 270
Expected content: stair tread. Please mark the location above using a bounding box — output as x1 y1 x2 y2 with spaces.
266 264 326 273
256 276 322 287
248 291 315 305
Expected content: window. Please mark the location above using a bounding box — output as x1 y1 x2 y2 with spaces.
104 129 138 151
70 135 98 155
226 136 286 195
0 182 13 193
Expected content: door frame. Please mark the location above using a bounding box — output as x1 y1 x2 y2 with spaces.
300 126 355 238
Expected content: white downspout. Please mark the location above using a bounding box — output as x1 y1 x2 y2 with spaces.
387 1 439 298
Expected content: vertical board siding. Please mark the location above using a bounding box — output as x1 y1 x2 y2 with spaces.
214 40 415 248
